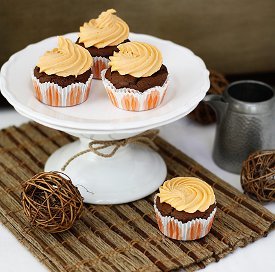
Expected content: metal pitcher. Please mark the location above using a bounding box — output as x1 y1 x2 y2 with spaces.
204 80 275 174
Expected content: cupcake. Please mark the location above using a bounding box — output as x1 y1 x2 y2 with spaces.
154 177 216 240
101 41 169 111
77 9 129 79
32 36 93 107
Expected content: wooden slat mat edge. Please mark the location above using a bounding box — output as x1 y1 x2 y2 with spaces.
0 122 274 272
0 213 58 271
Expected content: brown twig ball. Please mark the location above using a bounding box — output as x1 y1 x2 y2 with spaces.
241 150 275 202
21 171 84 233
188 70 229 124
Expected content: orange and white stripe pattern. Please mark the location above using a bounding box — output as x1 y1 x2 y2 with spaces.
92 57 109 79
31 73 93 107
154 199 216 241
101 69 168 111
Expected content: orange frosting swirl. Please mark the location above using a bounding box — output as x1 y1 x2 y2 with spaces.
158 177 215 213
78 9 129 49
37 36 93 77
109 41 163 77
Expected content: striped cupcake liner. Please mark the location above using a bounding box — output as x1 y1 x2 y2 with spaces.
101 69 168 112
92 57 109 80
31 73 93 107
154 198 216 241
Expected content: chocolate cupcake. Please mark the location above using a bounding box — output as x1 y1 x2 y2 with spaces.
77 9 129 79
101 41 169 111
32 36 93 107
154 177 216 240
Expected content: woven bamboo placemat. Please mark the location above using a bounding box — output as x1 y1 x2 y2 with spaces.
0 122 274 272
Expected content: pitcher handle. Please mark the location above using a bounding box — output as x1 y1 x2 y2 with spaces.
203 94 223 103
203 94 228 122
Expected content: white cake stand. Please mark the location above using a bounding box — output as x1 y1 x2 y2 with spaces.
0 33 209 204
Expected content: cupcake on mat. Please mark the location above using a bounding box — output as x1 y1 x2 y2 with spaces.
101 41 169 111
32 36 93 107
154 177 216 240
77 9 130 79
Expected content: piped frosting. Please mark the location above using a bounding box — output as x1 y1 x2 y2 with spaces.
37 36 93 77
158 177 215 213
79 9 129 49
109 41 163 77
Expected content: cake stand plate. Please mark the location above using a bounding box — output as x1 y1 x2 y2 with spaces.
0 32 210 204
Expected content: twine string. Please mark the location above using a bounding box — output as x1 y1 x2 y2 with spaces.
61 129 159 171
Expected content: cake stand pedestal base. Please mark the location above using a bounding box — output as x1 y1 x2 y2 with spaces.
45 138 167 204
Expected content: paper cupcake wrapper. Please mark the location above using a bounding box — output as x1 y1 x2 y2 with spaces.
31 73 93 107
101 69 169 111
154 200 216 241
92 57 109 80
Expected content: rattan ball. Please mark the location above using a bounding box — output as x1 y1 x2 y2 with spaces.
21 171 84 233
241 150 275 202
188 70 229 124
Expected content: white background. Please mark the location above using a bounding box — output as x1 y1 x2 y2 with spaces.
0 109 274 272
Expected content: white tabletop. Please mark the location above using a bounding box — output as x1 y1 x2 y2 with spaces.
0 109 274 272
